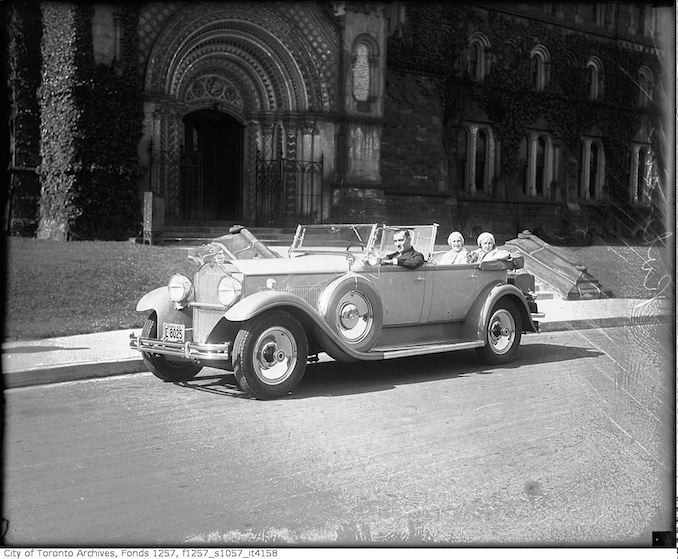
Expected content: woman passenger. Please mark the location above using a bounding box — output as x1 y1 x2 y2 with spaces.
467 231 510 263
439 231 468 265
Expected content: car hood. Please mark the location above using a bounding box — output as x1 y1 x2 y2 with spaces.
230 254 355 276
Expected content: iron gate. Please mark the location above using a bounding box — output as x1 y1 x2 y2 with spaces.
180 150 203 222
255 153 323 226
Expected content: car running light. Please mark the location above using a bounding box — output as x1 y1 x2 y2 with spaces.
218 275 242 306
168 274 193 303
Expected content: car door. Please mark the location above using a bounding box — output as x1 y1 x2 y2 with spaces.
426 263 479 323
369 265 427 325
426 263 506 323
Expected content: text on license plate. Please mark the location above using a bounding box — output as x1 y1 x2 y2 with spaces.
163 323 185 342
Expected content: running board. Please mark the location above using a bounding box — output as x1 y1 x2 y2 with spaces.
373 340 485 360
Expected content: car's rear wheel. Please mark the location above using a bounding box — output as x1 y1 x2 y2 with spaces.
141 315 203 382
233 311 308 399
477 299 522 364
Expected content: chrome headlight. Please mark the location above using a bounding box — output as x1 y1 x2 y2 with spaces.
168 273 193 303
218 275 242 306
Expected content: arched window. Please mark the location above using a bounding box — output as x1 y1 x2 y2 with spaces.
530 45 551 91
586 57 604 100
456 124 497 195
353 43 370 102
637 66 654 107
630 143 656 205
578 137 605 200
467 33 491 80
351 35 378 108
522 133 554 197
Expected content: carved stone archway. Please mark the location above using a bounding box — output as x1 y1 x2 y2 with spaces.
143 3 336 223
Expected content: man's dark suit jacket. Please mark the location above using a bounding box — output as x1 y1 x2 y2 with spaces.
386 246 425 269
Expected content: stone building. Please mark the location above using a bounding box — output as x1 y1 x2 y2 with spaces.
6 1 672 242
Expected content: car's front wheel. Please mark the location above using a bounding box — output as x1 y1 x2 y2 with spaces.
477 299 522 364
141 315 203 382
233 311 308 399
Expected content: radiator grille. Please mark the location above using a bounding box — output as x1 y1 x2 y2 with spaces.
193 263 229 343
194 308 225 344
194 263 229 305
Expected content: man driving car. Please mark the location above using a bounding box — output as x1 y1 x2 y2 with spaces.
381 229 425 269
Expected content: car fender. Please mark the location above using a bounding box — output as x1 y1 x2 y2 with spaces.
225 289 383 362
462 282 537 340
136 287 192 329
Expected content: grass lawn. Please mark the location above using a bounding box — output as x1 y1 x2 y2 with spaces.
4 238 196 341
3 235 672 341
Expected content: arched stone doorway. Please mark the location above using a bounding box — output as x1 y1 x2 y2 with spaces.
182 109 243 222
142 4 337 225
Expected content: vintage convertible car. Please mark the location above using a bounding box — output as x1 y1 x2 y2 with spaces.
130 224 542 399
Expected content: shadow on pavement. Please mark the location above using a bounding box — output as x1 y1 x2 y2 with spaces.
175 342 603 400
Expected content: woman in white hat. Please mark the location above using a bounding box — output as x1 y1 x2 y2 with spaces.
439 231 468 265
468 231 511 264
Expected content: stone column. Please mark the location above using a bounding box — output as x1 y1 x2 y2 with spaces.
331 2 387 222
580 138 592 200
630 144 641 202
494 141 504 197
544 135 553 197
486 129 496 193
527 132 538 197
468 126 478 195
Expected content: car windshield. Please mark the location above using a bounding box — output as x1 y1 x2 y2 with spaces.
289 224 378 253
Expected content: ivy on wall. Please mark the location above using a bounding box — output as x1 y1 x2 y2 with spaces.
37 3 90 241
8 1 41 171
78 7 143 241
36 3 142 241
388 3 663 210
8 1 43 235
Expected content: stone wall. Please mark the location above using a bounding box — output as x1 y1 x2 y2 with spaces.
331 187 387 222
381 70 446 193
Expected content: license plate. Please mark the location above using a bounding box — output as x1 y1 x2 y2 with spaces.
163 323 185 342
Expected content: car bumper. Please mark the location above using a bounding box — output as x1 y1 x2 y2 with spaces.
129 333 230 361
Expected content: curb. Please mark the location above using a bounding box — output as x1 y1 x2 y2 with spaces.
4 358 146 389
538 313 671 333
4 314 671 389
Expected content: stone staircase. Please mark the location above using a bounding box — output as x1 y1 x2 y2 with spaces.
503 231 613 300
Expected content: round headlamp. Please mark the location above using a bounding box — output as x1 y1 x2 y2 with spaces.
218 275 242 306
168 274 193 302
